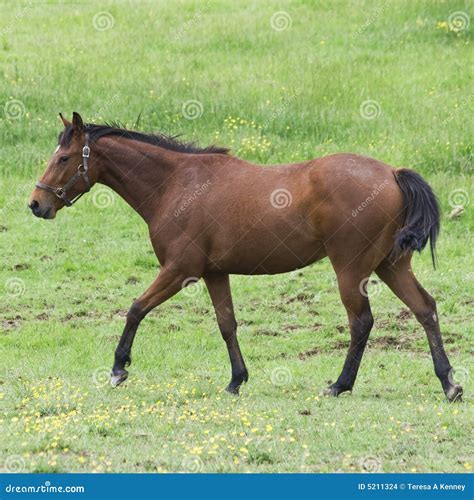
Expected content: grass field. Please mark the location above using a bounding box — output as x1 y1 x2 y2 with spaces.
0 0 473 473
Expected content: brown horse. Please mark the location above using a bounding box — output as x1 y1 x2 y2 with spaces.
29 112 462 402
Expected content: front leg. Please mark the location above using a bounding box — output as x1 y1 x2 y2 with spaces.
111 267 187 387
204 274 248 394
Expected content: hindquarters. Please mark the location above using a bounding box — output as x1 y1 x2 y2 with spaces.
308 154 405 271
308 154 440 270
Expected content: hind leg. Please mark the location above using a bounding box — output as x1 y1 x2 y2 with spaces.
376 255 462 402
324 268 374 396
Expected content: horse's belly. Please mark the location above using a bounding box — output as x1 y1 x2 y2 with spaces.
207 231 326 275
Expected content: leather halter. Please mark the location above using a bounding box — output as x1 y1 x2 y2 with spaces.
35 134 91 207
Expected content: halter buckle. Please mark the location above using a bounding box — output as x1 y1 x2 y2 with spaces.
82 145 90 158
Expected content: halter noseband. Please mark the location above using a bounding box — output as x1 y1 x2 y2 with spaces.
35 134 91 207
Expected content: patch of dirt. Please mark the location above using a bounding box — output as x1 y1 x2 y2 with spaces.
443 331 463 345
375 318 392 329
35 313 49 320
61 313 77 322
282 324 299 332
60 310 97 322
126 276 140 285
273 304 292 313
1 315 22 330
112 308 128 318
255 329 279 337
298 409 311 416
336 325 345 333
285 292 314 304
192 307 209 316
368 335 421 351
239 319 255 328
169 304 183 310
298 339 349 356
333 339 349 349
397 308 412 321
105 334 121 341
298 347 322 360
40 255 52 261
13 263 30 271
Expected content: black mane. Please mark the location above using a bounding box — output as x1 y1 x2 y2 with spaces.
59 123 229 155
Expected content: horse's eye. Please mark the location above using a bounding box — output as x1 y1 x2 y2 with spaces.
59 156 69 163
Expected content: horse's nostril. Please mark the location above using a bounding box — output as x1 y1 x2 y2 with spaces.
29 200 40 213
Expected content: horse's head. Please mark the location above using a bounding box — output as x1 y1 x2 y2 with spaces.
29 112 97 219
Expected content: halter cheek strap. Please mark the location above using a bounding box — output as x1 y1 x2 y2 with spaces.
35 134 91 207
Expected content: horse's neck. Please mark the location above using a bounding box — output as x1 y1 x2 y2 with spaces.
96 138 176 222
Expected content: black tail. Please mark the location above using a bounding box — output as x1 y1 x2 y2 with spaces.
392 168 440 268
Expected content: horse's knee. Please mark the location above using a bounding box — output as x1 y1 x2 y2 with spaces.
127 300 145 323
360 308 374 331
350 306 374 337
413 293 437 325
219 318 237 343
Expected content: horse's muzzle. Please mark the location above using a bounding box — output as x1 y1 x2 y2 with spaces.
28 200 55 219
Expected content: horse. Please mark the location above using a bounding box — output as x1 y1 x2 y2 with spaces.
28 112 462 402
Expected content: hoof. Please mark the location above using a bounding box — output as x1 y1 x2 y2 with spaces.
225 371 248 395
110 369 128 388
225 384 240 395
446 384 463 403
322 385 351 397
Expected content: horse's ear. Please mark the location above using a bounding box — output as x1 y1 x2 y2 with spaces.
72 112 84 136
59 112 71 127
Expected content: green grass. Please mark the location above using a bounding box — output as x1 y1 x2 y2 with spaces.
0 0 472 473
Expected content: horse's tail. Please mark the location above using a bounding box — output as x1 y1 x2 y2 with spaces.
391 168 440 268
